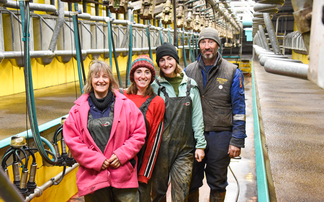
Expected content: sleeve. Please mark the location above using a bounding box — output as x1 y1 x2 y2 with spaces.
63 108 107 172
138 97 165 183
113 101 147 165
230 68 247 148
190 85 207 149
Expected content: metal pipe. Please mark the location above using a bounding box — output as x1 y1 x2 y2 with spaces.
206 0 240 31
253 3 279 13
253 45 273 55
275 15 293 36
258 25 270 50
64 12 91 20
0 168 24 202
4 1 57 13
173 0 177 47
0 47 168 60
24 163 79 202
260 56 301 66
263 13 281 54
49 0 64 51
264 59 308 79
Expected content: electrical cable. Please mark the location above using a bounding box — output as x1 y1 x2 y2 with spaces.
14 150 26 171
229 164 240 202
53 125 63 144
51 166 66 185
1 149 14 169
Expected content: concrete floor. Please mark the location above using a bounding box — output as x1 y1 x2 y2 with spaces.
254 59 324 201
0 82 81 139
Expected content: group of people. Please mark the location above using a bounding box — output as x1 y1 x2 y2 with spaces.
63 27 246 202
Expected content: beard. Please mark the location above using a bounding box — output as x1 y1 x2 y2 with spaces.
201 52 215 59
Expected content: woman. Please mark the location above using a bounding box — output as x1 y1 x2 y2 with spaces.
123 55 165 202
151 42 206 202
63 60 146 202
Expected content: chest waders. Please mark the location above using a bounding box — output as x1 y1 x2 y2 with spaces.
87 101 115 153
152 79 195 202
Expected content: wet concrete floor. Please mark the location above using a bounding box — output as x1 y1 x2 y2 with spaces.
254 59 324 201
0 82 81 139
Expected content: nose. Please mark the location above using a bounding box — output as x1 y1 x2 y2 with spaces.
165 60 170 66
205 42 210 49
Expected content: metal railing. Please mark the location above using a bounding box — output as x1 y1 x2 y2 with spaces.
0 5 197 66
283 31 307 52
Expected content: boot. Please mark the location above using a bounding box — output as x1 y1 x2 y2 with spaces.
209 190 226 202
188 189 199 202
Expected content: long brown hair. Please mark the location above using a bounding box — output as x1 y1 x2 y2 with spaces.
159 63 183 78
83 60 119 94
126 81 155 97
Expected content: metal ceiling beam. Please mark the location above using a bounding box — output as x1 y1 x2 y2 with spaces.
206 0 241 31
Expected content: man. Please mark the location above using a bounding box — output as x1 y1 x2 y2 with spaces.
185 27 246 202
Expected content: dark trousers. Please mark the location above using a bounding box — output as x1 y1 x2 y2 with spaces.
84 187 139 202
190 131 231 193
138 180 152 202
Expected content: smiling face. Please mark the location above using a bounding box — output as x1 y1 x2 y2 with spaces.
91 70 110 99
134 67 152 94
158 55 177 78
199 38 219 60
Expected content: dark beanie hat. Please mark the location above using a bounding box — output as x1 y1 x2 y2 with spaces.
155 42 179 66
130 55 156 84
198 27 221 46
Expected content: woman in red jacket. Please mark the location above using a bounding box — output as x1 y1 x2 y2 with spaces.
63 60 146 202
123 55 165 202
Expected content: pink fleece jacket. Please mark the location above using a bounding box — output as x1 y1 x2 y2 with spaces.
63 90 146 196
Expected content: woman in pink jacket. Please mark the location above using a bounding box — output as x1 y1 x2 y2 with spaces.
63 60 146 202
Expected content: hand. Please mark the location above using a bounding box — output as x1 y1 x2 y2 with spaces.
101 159 109 170
108 154 121 168
195 148 205 162
228 145 241 158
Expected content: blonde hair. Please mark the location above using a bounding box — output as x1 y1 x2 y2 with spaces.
83 60 119 94
159 63 183 78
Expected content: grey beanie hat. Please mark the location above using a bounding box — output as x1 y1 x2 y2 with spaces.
198 27 221 46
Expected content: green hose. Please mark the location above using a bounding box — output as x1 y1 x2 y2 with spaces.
159 20 164 44
181 28 187 67
72 15 84 93
107 11 113 68
146 21 153 61
126 11 134 87
20 1 56 165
